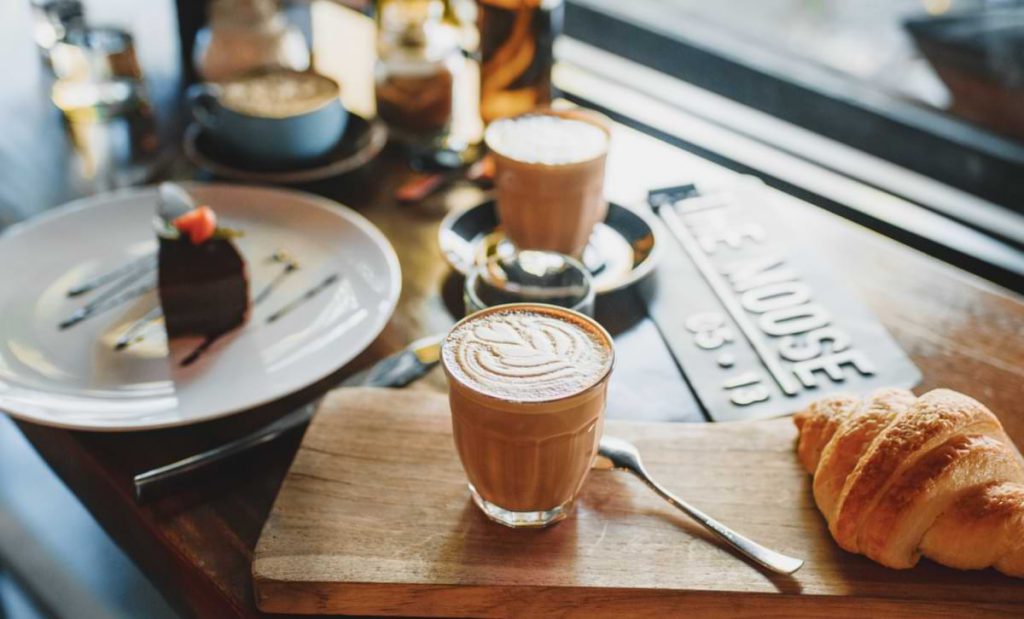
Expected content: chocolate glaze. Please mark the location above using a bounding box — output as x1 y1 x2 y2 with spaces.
157 236 249 340
115 251 297 353
181 272 334 365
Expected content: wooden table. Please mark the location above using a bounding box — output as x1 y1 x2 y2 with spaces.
11 121 1024 618
4 6 1024 618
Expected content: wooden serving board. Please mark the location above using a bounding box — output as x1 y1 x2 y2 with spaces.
252 388 1024 617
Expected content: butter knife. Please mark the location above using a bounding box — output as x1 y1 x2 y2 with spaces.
133 334 444 500
337 333 444 389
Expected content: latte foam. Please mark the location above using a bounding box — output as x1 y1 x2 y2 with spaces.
484 114 608 166
219 71 338 118
443 307 612 403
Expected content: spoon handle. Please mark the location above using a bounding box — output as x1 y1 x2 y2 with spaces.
632 469 804 575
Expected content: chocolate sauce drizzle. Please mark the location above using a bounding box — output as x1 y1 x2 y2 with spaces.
179 331 227 367
252 252 300 307
67 254 155 297
112 251 301 356
66 250 332 367
266 274 340 324
113 306 162 351
60 272 156 329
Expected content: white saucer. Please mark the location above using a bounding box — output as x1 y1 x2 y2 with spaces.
0 183 401 431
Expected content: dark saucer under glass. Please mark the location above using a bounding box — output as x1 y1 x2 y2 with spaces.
439 200 659 295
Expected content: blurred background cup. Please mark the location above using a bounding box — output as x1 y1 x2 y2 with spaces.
187 70 347 166
464 249 595 316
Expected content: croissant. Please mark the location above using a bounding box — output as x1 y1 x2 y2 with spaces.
794 388 1024 577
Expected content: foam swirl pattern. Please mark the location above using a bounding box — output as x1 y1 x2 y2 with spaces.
443 308 611 403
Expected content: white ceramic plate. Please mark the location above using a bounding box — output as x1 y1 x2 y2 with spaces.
0 183 401 431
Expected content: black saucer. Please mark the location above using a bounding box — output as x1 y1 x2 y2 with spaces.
184 113 387 184
438 201 660 294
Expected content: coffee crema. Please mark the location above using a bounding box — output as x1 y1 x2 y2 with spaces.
443 307 612 403
219 71 338 118
484 114 608 166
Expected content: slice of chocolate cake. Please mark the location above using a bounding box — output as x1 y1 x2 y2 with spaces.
155 184 249 340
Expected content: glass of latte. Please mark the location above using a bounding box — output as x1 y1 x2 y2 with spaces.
484 109 611 258
441 303 614 528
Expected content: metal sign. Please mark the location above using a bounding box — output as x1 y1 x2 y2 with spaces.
646 179 921 421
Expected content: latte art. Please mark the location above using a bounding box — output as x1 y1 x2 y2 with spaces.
444 308 612 402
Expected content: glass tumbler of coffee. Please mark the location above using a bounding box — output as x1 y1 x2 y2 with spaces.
464 250 595 316
484 108 611 258
442 303 614 528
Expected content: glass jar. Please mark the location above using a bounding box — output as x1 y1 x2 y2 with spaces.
375 0 460 146
193 0 310 82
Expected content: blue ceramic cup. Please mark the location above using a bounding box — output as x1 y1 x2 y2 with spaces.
188 70 348 167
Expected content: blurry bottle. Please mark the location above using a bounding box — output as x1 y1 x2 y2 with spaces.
49 26 148 118
193 0 310 82
30 0 86 59
477 0 562 124
47 26 161 189
375 0 460 146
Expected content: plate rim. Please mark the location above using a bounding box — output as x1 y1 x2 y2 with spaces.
0 182 402 431
438 200 661 294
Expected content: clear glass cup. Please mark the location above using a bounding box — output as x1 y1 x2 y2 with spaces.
441 303 614 527
485 108 610 258
464 250 595 317
49 27 147 118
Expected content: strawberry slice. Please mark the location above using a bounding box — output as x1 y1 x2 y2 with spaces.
173 206 218 245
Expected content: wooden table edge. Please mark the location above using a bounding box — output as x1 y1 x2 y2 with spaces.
252 578 1020 617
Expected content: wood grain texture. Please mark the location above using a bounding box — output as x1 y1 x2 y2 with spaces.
252 388 1024 617
2 6 1023 615
11 130 1024 618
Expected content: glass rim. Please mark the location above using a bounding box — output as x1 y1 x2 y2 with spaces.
441 302 614 407
483 107 612 167
463 251 595 314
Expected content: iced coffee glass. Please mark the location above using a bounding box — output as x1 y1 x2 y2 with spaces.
441 303 614 528
485 109 610 257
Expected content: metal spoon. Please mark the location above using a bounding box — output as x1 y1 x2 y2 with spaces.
157 181 195 222
598 435 804 575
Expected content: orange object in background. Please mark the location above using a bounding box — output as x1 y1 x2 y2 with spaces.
477 0 562 124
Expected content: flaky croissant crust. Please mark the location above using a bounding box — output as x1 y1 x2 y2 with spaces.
794 388 1024 577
